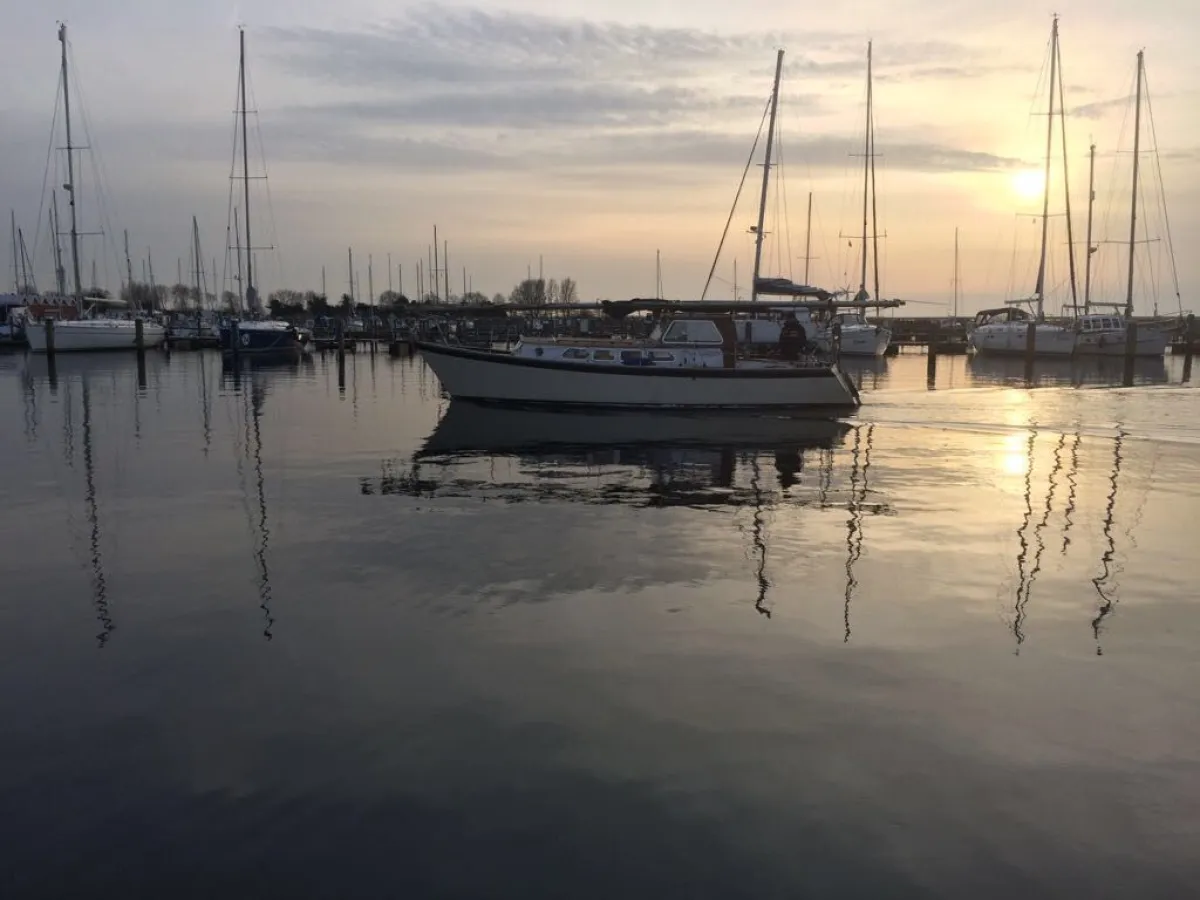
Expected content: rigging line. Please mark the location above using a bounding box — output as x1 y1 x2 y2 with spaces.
245 57 285 291
776 113 793 282
1142 73 1182 311
69 48 124 289
700 95 772 300
1098 68 1138 299
30 75 64 274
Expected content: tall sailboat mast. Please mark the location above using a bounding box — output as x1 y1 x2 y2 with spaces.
192 215 205 308
1084 143 1096 312
59 24 84 312
953 227 960 318
860 41 878 300
803 192 813 285
239 27 255 312
50 194 67 296
1033 16 1059 321
751 49 784 303
1124 51 1144 320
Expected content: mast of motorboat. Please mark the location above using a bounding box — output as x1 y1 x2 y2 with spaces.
750 49 784 303
147 248 157 311
1124 51 1144 320
17 229 35 295
1084 143 1096 312
803 192 813 285
1033 17 1059 321
1056 52 1080 314
347 247 354 302
433 226 440 302
368 254 374 306
233 207 244 310
192 215 205 310
51 194 67 296
656 249 663 300
59 24 84 314
238 27 255 314
9 211 17 293
953 227 960 318
868 43 880 303
122 229 134 303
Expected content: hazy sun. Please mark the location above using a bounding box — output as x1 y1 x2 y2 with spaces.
1012 169 1046 201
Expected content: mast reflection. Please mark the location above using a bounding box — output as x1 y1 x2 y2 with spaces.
843 423 874 643
81 377 113 647
1092 430 1125 655
226 366 277 640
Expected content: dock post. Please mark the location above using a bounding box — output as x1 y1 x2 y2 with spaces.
1183 314 1195 382
135 317 144 351
231 319 241 359
1123 320 1138 387
1024 320 1036 383
337 318 345 361
927 321 939 388
831 320 842 363
44 319 57 389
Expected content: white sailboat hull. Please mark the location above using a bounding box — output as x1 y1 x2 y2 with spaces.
25 319 167 352
1074 327 1169 357
817 326 891 357
968 323 1075 357
418 343 859 409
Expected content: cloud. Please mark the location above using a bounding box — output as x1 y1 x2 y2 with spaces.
1069 96 1130 120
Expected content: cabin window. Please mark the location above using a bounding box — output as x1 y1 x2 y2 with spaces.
563 348 590 359
661 319 723 345
621 350 644 365
650 351 675 362
1102 318 1114 330
592 349 615 361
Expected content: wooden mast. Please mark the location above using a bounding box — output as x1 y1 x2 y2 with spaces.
1084 143 1096 312
1124 51 1144 320
1033 17 1059 321
751 49 784 302
59 24 84 312
239 27 255 313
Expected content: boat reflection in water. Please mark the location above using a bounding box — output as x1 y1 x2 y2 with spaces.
967 353 1169 388
364 401 887 624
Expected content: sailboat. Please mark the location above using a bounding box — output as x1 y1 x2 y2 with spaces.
741 45 895 356
969 17 1077 358
218 28 302 359
26 25 166 353
1072 52 1170 358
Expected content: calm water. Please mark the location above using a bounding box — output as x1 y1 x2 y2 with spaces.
1 348 1198 898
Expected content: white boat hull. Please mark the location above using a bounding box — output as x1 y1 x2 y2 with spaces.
417 343 859 409
816 326 891 357
1074 328 1169 357
968 323 1075 357
25 320 167 352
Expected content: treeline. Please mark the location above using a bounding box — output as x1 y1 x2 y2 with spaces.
90 274 582 314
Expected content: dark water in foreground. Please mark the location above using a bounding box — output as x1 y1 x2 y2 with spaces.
1 349 1198 898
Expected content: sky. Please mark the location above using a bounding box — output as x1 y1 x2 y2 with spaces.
1 0 1197 315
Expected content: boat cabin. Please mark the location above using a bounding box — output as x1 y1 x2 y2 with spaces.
1076 314 1126 333
973 307 1033 327
513 316 738 368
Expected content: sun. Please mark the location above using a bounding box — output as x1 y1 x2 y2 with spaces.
1012 168 1046 201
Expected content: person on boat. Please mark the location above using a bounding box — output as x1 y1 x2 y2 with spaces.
779 312 807 360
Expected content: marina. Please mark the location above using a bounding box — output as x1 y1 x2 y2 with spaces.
2 6 1198 897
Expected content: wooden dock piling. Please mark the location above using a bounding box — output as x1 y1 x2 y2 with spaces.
1123 321 1138 387
1024 321 1036 382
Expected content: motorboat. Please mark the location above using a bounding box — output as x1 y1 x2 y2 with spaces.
417 313 860 409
